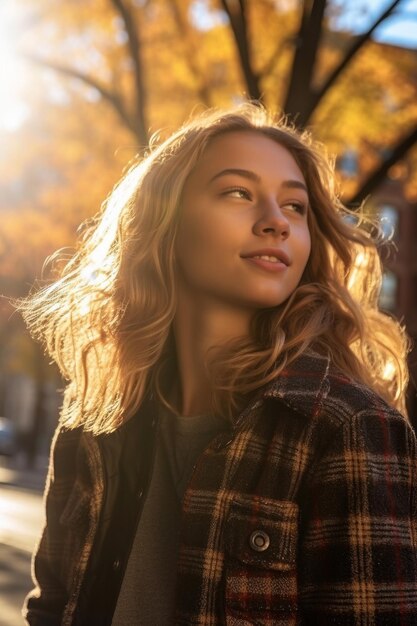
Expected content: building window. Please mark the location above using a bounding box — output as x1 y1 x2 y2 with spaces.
379 204 399 241
379 270 397 312
337 148 358 178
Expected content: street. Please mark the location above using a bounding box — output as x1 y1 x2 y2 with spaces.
0 542 33 626
0 460 46 626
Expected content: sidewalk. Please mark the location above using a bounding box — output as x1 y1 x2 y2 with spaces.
0 455 48 493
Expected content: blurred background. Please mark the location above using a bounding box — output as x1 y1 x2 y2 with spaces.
0 0 416 623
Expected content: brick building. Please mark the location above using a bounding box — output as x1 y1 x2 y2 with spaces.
373 179 417 426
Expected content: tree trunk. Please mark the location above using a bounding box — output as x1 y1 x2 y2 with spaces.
284 0 403 127
220 0 261 100
284 0 327 125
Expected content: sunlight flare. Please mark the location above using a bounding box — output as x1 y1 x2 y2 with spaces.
0 2 30 131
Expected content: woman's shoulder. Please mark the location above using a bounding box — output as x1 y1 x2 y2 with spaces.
263 350 409 429
260 352 415 468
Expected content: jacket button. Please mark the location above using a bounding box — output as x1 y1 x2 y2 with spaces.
112 558 121 571
249 530 270 552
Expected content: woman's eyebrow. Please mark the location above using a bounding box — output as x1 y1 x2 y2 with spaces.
208 168 260 183
208 168 308 193
281 180 308 193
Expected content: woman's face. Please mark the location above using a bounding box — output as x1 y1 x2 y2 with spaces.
175 130 311 313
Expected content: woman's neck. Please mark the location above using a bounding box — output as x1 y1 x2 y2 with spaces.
173 294 251 416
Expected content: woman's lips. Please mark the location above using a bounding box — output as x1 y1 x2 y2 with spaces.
243 256 288 272
242 248 290 272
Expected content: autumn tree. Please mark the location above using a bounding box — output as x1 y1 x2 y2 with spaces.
17 0 417 202
1 0 417 427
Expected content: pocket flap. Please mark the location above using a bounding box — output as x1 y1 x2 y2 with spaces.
225 494 298 570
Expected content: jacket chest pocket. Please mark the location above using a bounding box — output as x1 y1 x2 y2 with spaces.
224 494 299 626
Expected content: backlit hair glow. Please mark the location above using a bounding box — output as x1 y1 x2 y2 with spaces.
20 103 409 433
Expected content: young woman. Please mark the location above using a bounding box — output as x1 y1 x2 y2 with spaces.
22 104 416 625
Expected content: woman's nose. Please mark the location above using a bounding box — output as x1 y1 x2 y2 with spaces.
252 200 290 238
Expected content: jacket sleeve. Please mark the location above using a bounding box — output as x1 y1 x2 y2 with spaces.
23 426 80 626
299 408 417 624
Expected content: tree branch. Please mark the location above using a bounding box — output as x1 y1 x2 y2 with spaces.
220 0 261 100
24 53 139 138
348 124 417 205
283 0 327 124
304 0 403 123
109 0 148 146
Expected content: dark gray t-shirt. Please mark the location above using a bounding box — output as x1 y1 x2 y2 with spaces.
111 409 226 625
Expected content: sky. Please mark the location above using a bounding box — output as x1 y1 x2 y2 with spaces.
330 0 417 48
190 0 417 48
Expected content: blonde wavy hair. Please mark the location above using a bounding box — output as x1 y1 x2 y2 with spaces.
21 103 409 433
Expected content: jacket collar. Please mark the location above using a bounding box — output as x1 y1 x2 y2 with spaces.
234 351 338 428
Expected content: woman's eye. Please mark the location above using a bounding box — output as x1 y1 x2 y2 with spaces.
283 201 307 215
223 187 252 200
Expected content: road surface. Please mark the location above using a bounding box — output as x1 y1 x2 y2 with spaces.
0 486 44 626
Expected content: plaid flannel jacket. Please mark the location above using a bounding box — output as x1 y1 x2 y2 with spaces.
24 352 417 625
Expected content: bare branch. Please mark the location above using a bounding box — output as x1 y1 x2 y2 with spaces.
304 0 403 123
219 0 261 100
24 53 139 137
283 0 327 123
109 0 148 145
349 124 417 205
